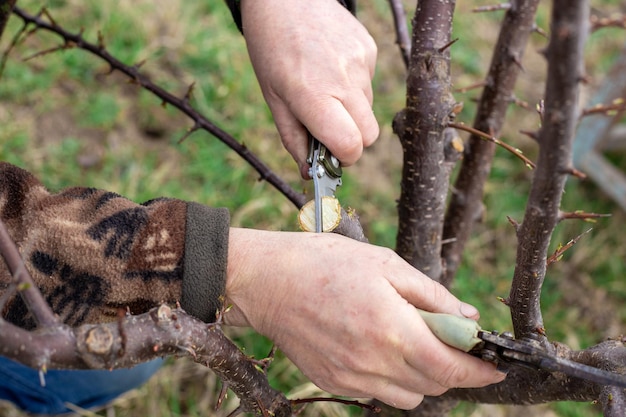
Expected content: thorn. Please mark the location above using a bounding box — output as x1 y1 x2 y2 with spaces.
454 80 487 94
134 59 147 70
532 23 549 38
506 215 520 231
177 124 199 144
41 8 57 27
565 166 586 179
438 38 459 53
519 129 539 142
97 31 105 49
184 82 196 103
215 382 229 410
510 94 530 110
510 52 525 72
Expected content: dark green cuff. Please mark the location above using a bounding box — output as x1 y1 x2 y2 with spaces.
182 203 230 322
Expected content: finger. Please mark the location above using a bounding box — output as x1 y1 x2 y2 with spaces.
399 307 505 389
385 261 479 319
341 88 379 148
299 97 364 166
369 385 425 410
266 99 311 177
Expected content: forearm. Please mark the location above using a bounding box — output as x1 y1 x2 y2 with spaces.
0 162 229 328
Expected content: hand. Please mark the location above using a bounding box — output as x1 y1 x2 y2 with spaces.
224 229 506 409
240 0 380 178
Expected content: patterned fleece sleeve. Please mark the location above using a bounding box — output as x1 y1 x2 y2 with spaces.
0 162 229 329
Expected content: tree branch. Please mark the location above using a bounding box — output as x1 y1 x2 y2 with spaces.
11 6 307 209
508 0 589 340
394 0 456 281
387 0 411 70
443 339 626 405
441 0 541 288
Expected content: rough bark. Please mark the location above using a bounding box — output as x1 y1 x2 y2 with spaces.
441 0 541 288
508 0 588 341
442 339 626 405
394 0 456 281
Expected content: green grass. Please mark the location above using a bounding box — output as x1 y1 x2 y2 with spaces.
1 0 626 416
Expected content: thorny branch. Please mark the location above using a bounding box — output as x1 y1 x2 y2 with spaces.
11 6 307 209
441 0 541 287
508 0 588 342
393 0 456 281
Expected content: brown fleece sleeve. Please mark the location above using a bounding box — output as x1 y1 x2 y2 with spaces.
0 162 229 329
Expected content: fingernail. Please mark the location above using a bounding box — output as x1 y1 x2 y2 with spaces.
460 302 479 318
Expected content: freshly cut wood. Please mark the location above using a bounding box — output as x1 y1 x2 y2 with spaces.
298 196 342 232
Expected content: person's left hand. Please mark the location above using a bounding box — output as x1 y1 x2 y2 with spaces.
240 0 380 177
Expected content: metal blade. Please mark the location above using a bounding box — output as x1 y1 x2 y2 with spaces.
537 354 626 388
311 147 323 233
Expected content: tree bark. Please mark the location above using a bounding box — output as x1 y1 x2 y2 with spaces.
508 0 588 341
441 0 541 288
394 0 456 282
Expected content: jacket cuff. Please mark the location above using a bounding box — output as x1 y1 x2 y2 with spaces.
225 0 356 34
182 203 230 322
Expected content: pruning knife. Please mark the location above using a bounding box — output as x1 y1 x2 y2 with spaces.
307 133 342 233
418 310 626 388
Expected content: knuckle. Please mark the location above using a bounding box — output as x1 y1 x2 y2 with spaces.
433 361 470 390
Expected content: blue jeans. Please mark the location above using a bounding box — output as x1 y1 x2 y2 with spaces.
0 356 163 415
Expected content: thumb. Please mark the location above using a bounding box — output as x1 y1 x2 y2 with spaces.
388 269 481 321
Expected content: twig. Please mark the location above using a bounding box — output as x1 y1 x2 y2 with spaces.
448 121 536 169
0 219 58 327
546 228 592 266
581 97 626 118
387 0 411 70
472 3 512 13
560 210 611 221
293 397 381 413
454 79 488 94
591 14 626 32
11 6 307 209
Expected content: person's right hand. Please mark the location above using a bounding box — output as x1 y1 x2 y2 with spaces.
224 229 506 409
240 0 380 178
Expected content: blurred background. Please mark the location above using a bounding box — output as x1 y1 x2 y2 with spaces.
1 0 625 416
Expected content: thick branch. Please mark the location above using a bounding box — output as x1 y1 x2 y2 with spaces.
441 0 541 287
394 0 456 281
0 305 292 416
508 0 589 340
12 6 306 209
442 339 626 405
